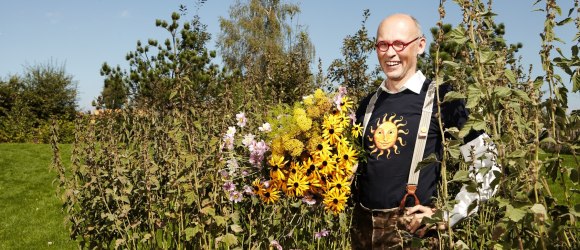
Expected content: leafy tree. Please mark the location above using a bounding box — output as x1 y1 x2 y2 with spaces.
98 6 219 111
327 9 383 102
218 0 315 106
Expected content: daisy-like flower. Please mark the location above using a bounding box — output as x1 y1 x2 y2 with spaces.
223 181 235 192
337 144 358 170
312 141 332 159
252 179 265 196
321 115 344 145
315 154 337 176
339 96 354 113
351 123 363 138
268 155 288 181
323 188 348 214
236 112 247 128
326 174 350 194
229 190 243 203
258 122 271 132
286 173 310 197
226 158 239 169
260 185 280 204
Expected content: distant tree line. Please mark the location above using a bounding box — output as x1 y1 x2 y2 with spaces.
0 61 77 143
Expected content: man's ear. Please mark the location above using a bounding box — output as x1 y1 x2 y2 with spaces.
417 37 427 55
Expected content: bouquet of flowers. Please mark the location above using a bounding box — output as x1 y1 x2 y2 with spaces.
220 87 362 214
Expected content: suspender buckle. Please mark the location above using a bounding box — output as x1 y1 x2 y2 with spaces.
399 184 420 209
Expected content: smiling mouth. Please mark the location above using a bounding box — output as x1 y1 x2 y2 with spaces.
385 61 401 67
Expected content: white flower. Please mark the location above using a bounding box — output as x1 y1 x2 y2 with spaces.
236 112 247 128
226 126 236 137
258 122 271 132
229 191 243 203
242 134 256 147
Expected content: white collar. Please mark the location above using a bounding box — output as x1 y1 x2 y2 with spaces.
380 70 426 94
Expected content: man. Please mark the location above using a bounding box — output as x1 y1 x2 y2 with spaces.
351 13 499 249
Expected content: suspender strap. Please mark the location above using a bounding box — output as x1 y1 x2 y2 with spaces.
399 81 436 209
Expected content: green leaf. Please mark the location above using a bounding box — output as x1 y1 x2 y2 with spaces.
185 226 200 241
442 60 461 69
443 91 466 103
200 206 215 216
416 153 439 172
222 233 238 246
451 170 470 183
504 69 517 84
230 224 243 233
169 90 177 100
466 84 483 109
512 89 531 102
493 86 512 98
447 26 468 44
506 205 527 222
214 215 227 226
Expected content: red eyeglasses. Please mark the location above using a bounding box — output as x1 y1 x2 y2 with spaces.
375 37 422 52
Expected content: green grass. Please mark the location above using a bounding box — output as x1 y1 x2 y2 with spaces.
0 143 76 249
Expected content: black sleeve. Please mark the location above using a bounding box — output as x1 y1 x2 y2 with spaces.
439 84 481 142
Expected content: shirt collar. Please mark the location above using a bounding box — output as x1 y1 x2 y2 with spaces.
380 70 426 94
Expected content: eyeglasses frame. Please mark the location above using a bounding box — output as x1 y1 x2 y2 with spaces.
375 36 423 52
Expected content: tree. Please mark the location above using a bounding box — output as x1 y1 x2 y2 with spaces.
327 9 383 102
218 0 315 106
98 6 219 111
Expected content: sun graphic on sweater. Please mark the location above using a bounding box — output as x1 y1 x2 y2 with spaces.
368 113 409 159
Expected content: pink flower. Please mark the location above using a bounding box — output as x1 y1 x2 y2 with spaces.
223 181 235 192
349 112 357 124
219 169 229 179
243 185 253 195
236 112 247 128
314 229 329 239
229 191 243 203
270 240 283 250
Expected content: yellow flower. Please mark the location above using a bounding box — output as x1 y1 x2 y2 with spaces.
306 106 321 118
269 155 288 181
326 174 351 195
340 96 354 113
351 123 363 138
315 154 337 176
314 89 326 100
252 179 265 196
323 188 348 214
303 95 314 106
295 115 312 132
337 144 358 170
284 138 304 157
293 107 306 117
312 140 332 159
287 173 310 197
322 115 344 145
261 185 281 204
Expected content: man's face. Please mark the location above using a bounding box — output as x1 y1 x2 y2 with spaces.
376 16 425 86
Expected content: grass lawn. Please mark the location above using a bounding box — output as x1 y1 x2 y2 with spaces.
0 143 76 249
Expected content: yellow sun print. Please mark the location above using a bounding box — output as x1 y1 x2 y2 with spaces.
368 113 409 159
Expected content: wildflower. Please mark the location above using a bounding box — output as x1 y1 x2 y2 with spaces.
260 185 280 204
314 229 330 239
286 173 310 197
326 174 350 194
242 134 256 147
295 115 312 132
226 126 236 137
243 185 253 195
252 179 264 196
303 94 314 106
219 169 229 179
322 115 344 145
236 112 247 128
351 123 363 138
270 240 283 250
323 188 348 214
223 181 235 192
349 112 357 124
268 155 288 181
259 122 272 132
229 191 243 203
283 138 304 157
226 158 239 169
339 96 354 113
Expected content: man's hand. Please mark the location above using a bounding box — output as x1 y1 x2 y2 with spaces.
404 205 445 237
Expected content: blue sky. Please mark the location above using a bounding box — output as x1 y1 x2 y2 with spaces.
1 0 578 111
